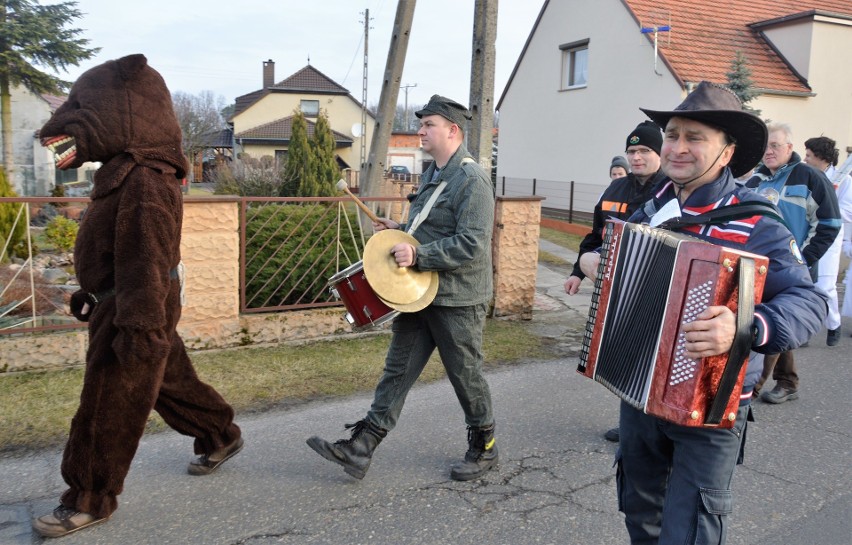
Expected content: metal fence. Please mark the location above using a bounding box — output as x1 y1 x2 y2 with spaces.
0 197 89 336
0 195 409 336
495 176 599 223
239 195 408 313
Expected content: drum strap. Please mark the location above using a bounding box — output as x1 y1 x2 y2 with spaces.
407 181 447 235
406 157 476 235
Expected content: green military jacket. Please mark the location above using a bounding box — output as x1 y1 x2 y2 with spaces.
402 144 495 306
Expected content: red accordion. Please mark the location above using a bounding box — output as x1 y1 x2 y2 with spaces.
578 220 769 428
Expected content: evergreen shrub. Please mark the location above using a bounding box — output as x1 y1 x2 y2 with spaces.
0 169 27 260
44 216 79 252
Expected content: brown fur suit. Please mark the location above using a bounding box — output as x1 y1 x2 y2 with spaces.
39 54 241 519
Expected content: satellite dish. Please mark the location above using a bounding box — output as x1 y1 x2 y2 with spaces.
351 123 363 137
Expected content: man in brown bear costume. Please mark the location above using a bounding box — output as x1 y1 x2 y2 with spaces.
32 54 243 538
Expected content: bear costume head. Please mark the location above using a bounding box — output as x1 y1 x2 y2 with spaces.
40 53 187 179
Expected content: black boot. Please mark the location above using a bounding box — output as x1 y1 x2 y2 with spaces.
450 425 498 481
306 420 387 479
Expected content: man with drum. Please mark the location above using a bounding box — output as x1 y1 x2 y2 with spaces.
307 95 498 482
579 82 827 544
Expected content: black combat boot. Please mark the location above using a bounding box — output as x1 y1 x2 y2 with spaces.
306 420 387 480
450 424 498 481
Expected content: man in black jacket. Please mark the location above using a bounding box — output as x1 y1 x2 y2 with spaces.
564 120 666 443
564 121 666 296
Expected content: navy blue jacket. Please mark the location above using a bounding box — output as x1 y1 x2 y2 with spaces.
745 152 841 266
630 169 828 393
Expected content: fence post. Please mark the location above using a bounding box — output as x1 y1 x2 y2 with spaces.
569 180 575 224
502 176 505 196
532 178 537 195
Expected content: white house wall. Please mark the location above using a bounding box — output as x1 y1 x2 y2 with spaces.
3 86 55 195
497 0 682 213
755 17 852 162
32 138 56 193
761 20 814 80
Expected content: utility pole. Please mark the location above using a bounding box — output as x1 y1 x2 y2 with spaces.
468 0 498 173
359 9 371 178
360 0 416 205
400 83 417 132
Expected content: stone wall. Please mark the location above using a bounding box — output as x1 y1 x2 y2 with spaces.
1 195 543 372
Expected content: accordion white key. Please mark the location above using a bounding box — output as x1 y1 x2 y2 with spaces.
577 220 769 428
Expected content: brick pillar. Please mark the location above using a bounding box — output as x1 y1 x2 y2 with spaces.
491 196 544 319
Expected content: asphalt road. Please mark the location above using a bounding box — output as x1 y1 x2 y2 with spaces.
1 246 849 545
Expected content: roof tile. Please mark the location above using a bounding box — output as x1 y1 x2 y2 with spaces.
272 65 349 94
235 115 352 143
233 65 350 117
625 0 852 93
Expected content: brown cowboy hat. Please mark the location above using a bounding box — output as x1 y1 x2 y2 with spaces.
640 81 767 178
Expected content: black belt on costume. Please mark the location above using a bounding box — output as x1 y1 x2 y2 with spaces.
85 267 180 306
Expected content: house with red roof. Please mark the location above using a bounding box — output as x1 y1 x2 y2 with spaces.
230 61 375 183
496 0 852 214
1 86 97 196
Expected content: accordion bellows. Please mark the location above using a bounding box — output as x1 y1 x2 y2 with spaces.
578 220 768 428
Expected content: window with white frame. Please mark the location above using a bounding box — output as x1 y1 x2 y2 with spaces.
560 39 589 89
300 99 320 117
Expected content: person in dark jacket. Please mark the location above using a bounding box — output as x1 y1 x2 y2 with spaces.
578 82 827 545
565 121 666 443
565 121 665 296
745 123 841 403
32 55 243 539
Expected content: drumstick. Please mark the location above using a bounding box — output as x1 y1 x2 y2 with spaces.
336 179 382 224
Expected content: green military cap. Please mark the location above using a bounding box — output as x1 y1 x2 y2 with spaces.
415 94 473 128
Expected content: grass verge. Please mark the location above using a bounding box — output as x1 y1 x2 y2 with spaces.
539 250 570 267
539 226 584 252
0 318 555 453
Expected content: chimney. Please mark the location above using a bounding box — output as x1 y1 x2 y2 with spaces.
263 59 275 89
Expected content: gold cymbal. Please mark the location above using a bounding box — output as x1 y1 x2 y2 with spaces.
363 229 439 305
378 270 438 312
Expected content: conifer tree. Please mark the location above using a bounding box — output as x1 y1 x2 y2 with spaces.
281 111 312 197
310 111 340 197
0 0 99 181
726 51 761 116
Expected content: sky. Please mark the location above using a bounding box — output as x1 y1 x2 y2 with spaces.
54 0 545 110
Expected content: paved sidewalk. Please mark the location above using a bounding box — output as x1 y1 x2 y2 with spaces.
1 239 849 544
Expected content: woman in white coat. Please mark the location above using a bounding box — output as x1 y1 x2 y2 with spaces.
804 137 852 344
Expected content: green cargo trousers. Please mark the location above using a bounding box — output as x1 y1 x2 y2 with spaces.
366 303 494 431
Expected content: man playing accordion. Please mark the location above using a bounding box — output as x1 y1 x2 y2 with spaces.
579 82 827 544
